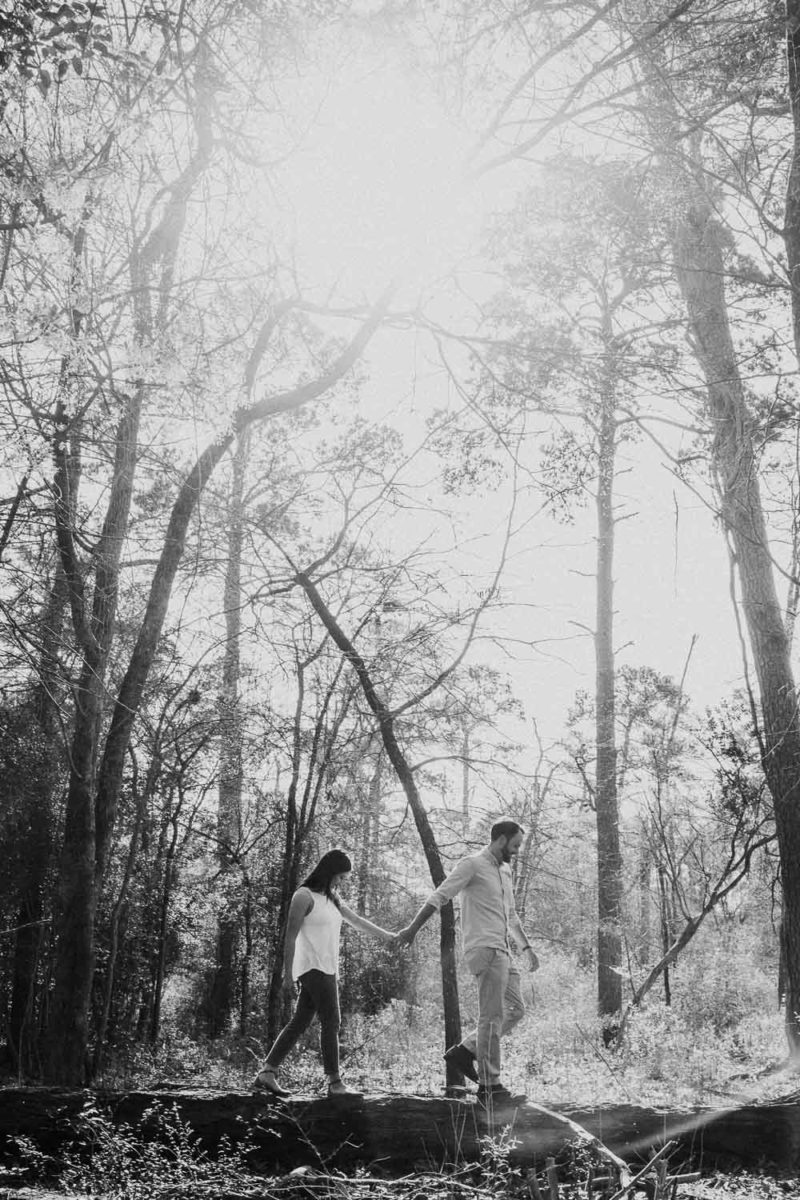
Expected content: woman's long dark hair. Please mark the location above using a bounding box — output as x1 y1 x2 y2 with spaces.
300 849 352 907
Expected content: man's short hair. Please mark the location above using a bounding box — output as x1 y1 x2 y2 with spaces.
490 818 524 842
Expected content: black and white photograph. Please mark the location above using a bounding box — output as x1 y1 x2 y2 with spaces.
0 3 796 1198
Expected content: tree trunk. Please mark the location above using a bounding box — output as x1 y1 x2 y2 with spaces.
594 339 623 1020
357 749 383 909
47 677 101 1083
671 187 800 1052
461 724 471 834
783 0 800 368
657 863 673 1005
266 657 307 1044
240 867 254 1036
47 368 144 1082
92 747 153 1076
9 556 68 1073
636 832 652 968
150 792 182 1045
47 323 143 1084
208 433 249 1037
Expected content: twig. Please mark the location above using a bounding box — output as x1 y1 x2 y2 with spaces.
521 1099 630 1183
527 1166 544 1199
546 1156 560 1200
606 1140 676 1200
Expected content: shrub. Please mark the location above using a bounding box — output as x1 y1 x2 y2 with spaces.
15 1099 255 1200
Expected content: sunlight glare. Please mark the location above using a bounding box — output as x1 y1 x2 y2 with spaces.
280 49 476 296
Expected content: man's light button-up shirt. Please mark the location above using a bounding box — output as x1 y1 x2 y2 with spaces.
425 847 527 957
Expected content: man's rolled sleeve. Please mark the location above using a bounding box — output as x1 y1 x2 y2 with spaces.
425 856 477 910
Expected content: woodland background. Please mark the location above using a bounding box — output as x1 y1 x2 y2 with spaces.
0 0 797 1104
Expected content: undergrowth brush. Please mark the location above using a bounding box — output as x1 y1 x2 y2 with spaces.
14 1100 257 1199
95 928 789 1110
334 938 788 1108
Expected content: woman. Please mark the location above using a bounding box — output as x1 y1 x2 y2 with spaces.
254 848 394 1098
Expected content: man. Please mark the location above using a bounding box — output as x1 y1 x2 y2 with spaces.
396 818 538 1106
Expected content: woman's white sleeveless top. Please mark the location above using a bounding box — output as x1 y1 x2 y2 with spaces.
292 888 342 979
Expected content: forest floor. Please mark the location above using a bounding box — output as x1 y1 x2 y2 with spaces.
6 1050 800 1200
6 1151 797 1200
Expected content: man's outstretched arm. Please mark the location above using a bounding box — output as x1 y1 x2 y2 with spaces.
396 857 476 945
395 902 437 945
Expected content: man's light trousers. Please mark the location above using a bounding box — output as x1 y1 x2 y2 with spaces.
462 946 525 1083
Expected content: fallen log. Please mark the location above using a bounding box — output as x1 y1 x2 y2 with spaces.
0 1087 798 1176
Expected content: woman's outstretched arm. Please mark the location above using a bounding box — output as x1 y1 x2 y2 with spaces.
339 901 395 942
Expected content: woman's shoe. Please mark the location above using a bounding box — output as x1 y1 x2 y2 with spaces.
327 1078 362 1098
253 1068 292 1098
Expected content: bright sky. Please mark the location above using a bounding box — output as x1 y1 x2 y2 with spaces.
241 17 777 756
274 27 490 298
356 333 749 749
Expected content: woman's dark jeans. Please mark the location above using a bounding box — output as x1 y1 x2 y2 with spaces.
266 969 341 1076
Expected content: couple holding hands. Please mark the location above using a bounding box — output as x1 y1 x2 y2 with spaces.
253 818 539 1105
